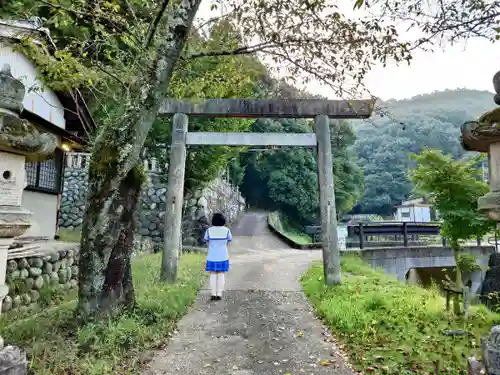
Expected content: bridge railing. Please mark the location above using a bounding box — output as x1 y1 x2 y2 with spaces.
352 222 441 249
347 222 487 249
306 222 484 249
302 222 492 251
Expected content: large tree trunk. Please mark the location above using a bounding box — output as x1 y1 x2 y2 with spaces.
76 0 203 320
77 166 143 318
99 166 142 312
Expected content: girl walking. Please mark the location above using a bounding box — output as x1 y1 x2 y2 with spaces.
204 213 232 301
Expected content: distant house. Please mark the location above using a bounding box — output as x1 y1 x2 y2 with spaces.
394 198 432 223
0 18 95 239
481 157 489 183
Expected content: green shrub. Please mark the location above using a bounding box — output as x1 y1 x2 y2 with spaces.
268 211 312 244
0 253 206 375
457 253 482 274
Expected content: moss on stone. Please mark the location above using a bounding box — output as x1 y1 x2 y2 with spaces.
478 107 500 128
0 110 58 160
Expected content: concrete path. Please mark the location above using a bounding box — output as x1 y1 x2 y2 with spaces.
144 211 353 375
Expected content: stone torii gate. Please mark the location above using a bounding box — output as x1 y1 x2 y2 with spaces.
159 98 375 285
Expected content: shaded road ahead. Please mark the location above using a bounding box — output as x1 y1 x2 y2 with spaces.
144 211 353 375
229 211 291 254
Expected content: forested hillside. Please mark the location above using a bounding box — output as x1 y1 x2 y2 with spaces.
353 89 494 215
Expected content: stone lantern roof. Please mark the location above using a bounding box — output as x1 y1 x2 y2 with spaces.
0 17 96 147
460 70 500 153
0 64 57 161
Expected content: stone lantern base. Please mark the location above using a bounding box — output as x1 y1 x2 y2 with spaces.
0 205 32 315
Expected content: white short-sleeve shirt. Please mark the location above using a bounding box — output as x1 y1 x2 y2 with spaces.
204 226 232 262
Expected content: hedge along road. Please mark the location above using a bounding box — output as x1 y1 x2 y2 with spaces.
144 211 354 375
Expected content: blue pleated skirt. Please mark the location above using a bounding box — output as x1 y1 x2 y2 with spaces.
206 260 229 272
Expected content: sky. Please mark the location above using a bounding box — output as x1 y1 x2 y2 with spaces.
196 0 499 101
313 38 500 101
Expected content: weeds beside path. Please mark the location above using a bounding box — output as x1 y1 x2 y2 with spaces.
301 255 500 374
0 253 206 375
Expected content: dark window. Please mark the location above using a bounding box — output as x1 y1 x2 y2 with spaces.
25 149 63 194
401 211 411 218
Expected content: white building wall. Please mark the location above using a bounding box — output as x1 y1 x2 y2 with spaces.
396 205 431 222
0 42 66 129
396 206 412 222
416 206 431 222
20 190 58 239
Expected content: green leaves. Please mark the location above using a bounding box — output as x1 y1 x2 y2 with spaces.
409 149 494 244
240 117 363 224
353 0 366 10
146 22 266 193
362 0 499 45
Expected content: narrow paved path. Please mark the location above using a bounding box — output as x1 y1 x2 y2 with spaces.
144 211 353 375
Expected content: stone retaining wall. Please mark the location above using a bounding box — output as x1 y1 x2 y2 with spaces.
3 244 78 313
59 168 87 229
59 164 245 248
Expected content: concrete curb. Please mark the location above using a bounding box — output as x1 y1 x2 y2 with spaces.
267 215 322 250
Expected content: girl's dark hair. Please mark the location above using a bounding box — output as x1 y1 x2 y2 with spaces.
212 213 226 226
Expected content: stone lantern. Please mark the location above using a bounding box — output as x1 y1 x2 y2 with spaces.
0 63 57 358
461 70 500 375
460 70 500 222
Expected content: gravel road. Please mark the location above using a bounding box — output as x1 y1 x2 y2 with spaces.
144 211 354 375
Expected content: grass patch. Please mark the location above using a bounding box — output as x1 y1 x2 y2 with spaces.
282 230 312 245
301 254 500 374
57 230 82 243
268 211 312 244
0 252 206 375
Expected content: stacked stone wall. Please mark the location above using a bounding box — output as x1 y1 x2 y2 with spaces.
3 246 78 313
59 162 245 248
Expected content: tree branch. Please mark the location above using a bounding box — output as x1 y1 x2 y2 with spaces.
36 0 142 44
90 60 128 88
144 0 170 48
183 38 349 60
123 0 140 26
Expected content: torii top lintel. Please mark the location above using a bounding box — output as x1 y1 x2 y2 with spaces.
158 98 375 119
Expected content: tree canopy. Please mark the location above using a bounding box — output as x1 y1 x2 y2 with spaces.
239 117 363 225
353 89 496 215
